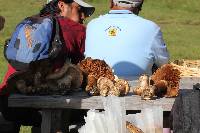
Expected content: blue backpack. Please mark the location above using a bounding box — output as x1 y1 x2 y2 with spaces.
4 15 63 71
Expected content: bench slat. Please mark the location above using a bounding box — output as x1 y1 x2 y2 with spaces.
8 93 175 111
8 77 199 111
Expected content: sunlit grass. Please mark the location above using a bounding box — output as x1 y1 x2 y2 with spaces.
20 126 32 133
1 0 200 82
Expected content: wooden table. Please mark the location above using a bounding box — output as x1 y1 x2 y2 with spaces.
8 77 199 133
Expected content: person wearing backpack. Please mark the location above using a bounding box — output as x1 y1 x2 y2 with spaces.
0 0 94 132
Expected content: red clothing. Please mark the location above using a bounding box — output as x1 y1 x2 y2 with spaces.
0 17 86 95
58 17 86 64
0 64 16 95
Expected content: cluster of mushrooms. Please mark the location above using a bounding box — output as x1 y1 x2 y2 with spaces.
133 64 181 100
6 56 181 99
78 57 130 96
5 59 84 95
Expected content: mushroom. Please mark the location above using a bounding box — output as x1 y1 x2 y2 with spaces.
78 57 115 95
141 85 155 100
86 74 99 95
97 77 115 96
114 79 130 96
153 80 168 97
151 64 181 97
165 86 179 98
108 86 121 96
133 75 149 96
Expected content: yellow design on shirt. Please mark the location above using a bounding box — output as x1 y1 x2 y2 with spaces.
108 28 117 36
24 25 33 48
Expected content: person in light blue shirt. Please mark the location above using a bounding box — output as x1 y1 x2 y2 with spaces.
85 0 169 78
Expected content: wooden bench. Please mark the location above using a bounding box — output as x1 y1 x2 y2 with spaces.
7 77 200 133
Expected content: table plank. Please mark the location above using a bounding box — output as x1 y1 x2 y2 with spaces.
8 77 199 111
8 93 175 111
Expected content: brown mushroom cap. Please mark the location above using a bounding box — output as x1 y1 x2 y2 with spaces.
97 77 115 96
133 75 149 96
165 86 179 97
108 86 121 96
85 74 99 95
114 79 130 95
85 74 97 91
133 86 143 96
78 57 115 81
151 64 181 97
141 85 155 100
154 80 168 97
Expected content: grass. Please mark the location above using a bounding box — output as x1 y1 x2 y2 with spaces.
0 0 46 82
141 0 200 60
1 0 200 81
20 126 32 133
0 0 200 132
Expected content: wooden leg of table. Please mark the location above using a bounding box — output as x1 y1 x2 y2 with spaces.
41 109 51 133
51 109 64 133
41 109 69 133
60 109 70 133
32 126 42 133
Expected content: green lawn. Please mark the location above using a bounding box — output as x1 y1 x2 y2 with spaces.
0 0 200 132
1 0 200 81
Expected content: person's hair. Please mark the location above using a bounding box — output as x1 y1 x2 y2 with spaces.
137 1 143 11
39 0 73 16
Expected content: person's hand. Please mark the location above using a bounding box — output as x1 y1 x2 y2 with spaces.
0 16 5 31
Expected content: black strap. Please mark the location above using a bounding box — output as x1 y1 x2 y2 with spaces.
48 16 63 59
53 17 61 42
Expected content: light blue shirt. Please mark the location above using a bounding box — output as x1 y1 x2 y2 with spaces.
85 10 169 77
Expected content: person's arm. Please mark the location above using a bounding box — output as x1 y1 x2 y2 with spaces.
151 28 169 67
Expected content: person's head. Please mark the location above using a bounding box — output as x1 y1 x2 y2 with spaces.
110 0 144 15
0 16 5 31
40 0 95 24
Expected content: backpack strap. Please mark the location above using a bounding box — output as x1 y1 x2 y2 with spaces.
48 16 63 59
